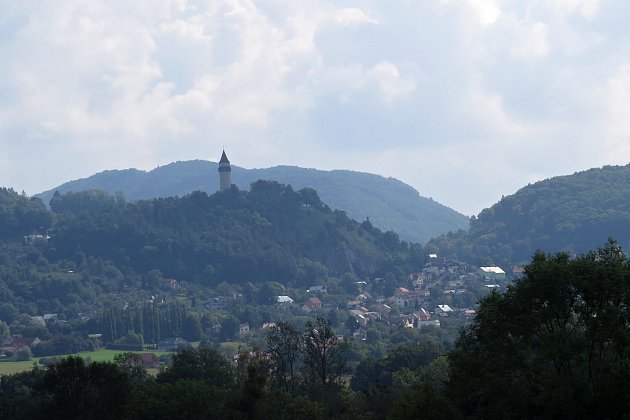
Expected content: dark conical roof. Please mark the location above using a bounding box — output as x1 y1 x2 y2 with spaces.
219 150 230 164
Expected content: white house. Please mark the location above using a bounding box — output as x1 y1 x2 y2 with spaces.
435 304 454 317
478 266 506 282
276 295 294 305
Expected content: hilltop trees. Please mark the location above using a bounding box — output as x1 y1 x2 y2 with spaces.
47 183 423 289
0 188 51 241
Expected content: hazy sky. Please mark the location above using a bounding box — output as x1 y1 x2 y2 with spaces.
1 0 629 215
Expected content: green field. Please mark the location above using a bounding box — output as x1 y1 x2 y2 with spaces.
0 349 171 376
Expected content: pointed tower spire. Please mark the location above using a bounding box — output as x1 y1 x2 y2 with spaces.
218 150 232 191
219 150 230 164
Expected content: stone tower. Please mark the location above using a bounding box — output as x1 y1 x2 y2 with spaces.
218 150 231 192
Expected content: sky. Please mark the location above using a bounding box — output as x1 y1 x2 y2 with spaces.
1 0 629 216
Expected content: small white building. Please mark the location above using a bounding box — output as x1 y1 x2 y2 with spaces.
276 295 294 305
307 285 327 293
435 304 454 317
478 267 506 282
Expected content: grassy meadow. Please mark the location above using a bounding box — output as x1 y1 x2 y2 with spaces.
0 349 171 376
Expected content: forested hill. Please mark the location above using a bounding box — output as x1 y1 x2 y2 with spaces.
36 160 469 244
37 182 423 288
0 188 52 241
427 164 630 267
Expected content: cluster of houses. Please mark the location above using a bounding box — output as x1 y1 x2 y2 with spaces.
267 254 519 335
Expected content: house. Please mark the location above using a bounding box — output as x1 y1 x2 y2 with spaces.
307 285 327 294
31 313 61 326
0 337 41 354
417 319 441 328
399 313 416 327
23 234 50 243
409 272 426 289
478 267 506 282
414 308 432 322
512 266 525 279
347 299 363 309
391 287 426 309
78 310 96 321
87 333 103 348
352 329 367 340
368 302 391 315
349 309 367 325
139 353 160 368
276 295 294 305
302 297 322 312
435 304 454 317
205 297 228 309
349 309 369 326
355 292 372 302
239 323 250 335
157 337 191 352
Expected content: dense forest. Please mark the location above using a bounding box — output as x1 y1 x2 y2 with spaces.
36 160 469 244
45 181 424 287
428 164 630 267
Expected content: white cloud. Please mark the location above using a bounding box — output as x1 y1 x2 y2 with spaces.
512 21 549 58
468 0 501 26
334 8 378 26
600 64 630 164
1 0 629 216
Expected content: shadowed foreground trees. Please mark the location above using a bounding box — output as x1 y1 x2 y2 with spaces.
448 240 630 419
36 356 131 420
265 317 348 396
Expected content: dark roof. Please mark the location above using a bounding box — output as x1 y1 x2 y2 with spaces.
140 353 159 362
158 337 190 346
219 150 230 164
1 337 39 350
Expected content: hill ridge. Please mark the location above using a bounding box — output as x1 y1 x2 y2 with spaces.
428 163 630 267
36 160 469 244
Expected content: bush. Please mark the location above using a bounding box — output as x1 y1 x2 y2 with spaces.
14 346 32 361
39 356 62 366
105 343 144 351
32 335 95 357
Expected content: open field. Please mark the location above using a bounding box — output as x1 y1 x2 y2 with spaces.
0 360 38 375
0 349 171 376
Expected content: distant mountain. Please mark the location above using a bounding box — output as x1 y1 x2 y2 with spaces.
428 164 630 267
37 160 469 244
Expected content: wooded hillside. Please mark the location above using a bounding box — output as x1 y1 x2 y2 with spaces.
428 164 630 267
